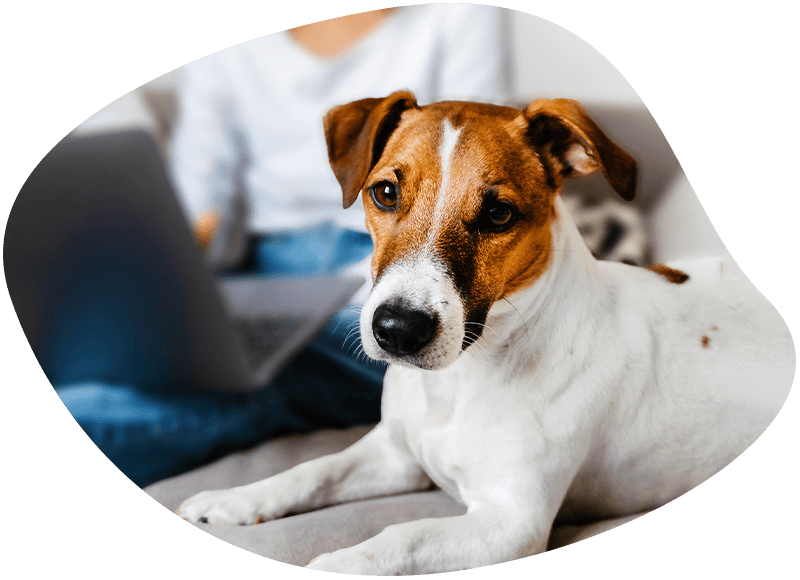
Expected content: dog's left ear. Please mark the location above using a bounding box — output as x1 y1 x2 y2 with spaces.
324 91 418 208
523 99 637 201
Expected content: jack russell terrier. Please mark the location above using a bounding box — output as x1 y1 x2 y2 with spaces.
177 92 794 574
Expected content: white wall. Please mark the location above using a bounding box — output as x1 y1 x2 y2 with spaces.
75 7 645 136
72 66 178 135
509 10 642 106
68 7 720 270
510 11 729 262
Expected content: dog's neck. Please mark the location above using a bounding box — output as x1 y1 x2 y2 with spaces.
482 196 608 363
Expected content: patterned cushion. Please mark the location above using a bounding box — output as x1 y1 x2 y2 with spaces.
564 192 650 266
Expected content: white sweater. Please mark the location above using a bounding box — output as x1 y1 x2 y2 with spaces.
170 4 511 268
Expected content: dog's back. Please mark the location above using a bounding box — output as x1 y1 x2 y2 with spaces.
561 254 795 520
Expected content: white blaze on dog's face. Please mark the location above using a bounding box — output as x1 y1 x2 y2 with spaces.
324 93 636 370
356 106 556 370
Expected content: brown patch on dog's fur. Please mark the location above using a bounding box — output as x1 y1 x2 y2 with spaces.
701 335 710 348
324 91 417 209
324 93 638 328
429 104 557 303
361 107 446 281
361 103 559 309
647 264 690 284
523 99 638 201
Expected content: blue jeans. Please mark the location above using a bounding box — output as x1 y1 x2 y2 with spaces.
57 223 385 487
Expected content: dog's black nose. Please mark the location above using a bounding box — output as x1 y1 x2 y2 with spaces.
372 303 437 356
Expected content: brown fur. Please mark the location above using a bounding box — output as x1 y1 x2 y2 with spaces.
359 103 560 313
647 264 690 284
523 99 637 201
324 92 638 321
324 91 417 209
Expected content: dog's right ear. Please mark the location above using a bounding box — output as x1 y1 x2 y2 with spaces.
324 91 417 208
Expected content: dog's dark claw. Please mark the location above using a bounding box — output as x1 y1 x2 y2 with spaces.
198 517 208 524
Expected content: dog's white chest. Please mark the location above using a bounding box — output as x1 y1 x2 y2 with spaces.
387 365 468 500
383 361 523 507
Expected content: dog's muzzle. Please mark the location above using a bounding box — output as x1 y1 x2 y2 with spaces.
360 256 465 369
372 301 438 357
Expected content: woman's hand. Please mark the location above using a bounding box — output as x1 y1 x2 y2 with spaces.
193 209 220 253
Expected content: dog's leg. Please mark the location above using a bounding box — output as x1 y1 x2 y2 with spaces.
305 508 550 575
176 424 431 525
305 432 584 575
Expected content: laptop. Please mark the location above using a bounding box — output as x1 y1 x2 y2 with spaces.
4 130 365 393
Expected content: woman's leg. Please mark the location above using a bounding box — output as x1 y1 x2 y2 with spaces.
59 225 383 488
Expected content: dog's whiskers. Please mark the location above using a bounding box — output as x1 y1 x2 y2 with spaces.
464 321 499 338
343 328 365 357
343 324 361 344
344 339 361 357
463 329 491 362
502 298 529 333
355 344 372 365
342 337 360 352
330 305 363 334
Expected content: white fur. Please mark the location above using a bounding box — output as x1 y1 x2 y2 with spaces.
177 183 794 576
357 118 467 370
423 119 461 254
359 255 464 370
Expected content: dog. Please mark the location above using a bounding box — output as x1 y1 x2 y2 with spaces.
177 92 794 574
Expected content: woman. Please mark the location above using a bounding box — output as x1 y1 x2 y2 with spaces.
63 4 512 487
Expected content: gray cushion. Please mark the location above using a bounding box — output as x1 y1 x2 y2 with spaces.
146 424 645 567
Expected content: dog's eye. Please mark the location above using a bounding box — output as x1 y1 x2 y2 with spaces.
488 203 513 225
480 200 517 232
370 181 399 211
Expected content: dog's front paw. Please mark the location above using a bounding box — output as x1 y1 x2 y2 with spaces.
306 549 378 575
175 488 267 525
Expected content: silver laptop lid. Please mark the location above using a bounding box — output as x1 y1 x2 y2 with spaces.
5 130 364 392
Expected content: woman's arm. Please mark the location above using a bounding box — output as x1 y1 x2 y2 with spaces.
170 53 248 265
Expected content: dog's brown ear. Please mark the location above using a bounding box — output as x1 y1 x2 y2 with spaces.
324 91 418 208
523 99 637 201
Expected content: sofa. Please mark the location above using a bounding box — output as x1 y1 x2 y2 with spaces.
146 424 648 566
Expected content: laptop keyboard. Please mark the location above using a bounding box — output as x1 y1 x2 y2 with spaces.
235 316 306 368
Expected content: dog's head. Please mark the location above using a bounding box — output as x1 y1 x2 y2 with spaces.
324 91 636 370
